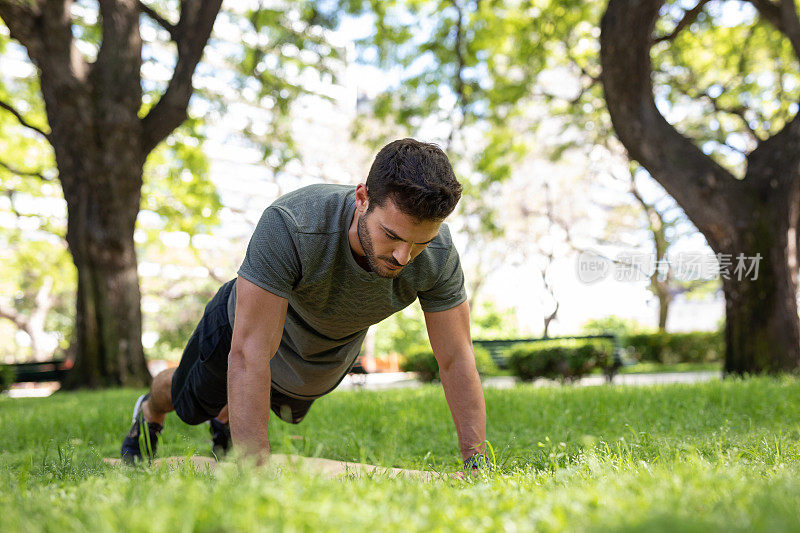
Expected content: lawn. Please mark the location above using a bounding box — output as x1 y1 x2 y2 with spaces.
1 377 799 531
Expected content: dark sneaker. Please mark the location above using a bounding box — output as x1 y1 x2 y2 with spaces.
120 393 163 464
209 417 231 459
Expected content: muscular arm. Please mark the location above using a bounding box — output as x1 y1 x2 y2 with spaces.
227 276 288 457
424 301 487 461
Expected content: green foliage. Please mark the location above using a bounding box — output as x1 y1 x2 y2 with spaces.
473 344 498 376
347 0 583 252
507 338 615 382
625 331 724 365
375 301 522 361
652 1 800 177
400 344 498 382
210 2 345 172
142 282 220 361
140 119 220 237
471 301 522 340
374 302 429 358
399 347 439 382
0 35 73 359
0 364 14 392
580 315 646 343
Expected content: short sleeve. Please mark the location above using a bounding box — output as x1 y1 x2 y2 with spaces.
237 207 301 299
417 246 468 313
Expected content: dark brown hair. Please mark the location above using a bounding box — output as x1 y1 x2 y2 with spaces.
365 138 462 221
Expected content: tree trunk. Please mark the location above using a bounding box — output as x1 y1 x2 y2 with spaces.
600 0 800 374
62 186 149 387
722 168 800 373
656 282 671 332
57 133 150 387
542 301 558 339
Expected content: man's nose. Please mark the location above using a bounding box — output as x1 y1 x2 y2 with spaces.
393 243 412 266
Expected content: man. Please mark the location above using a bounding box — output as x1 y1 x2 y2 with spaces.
121 138 487 469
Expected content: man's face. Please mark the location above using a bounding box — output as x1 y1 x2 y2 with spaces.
357 197 442 279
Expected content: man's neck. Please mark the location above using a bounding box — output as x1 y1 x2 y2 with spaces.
348 208 371 271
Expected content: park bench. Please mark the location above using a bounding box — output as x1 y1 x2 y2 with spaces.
473 334 632 381
1 359 71 384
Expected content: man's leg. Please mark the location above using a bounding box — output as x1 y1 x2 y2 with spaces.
209 405 230 458
122 279 236 462
120 368 176 463
206 391 312 457
142 368 177 426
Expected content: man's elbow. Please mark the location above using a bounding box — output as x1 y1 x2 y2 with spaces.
228 346 271 375
228 349 245 371
436 349 473 376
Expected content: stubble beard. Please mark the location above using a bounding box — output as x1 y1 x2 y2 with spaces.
357 212 402 279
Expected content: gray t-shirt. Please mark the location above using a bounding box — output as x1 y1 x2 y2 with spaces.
228 183 467 399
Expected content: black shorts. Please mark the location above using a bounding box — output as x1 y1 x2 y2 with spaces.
171 279 314 426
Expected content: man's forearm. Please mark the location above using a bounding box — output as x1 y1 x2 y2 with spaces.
227 350 271 456
439 354 487 461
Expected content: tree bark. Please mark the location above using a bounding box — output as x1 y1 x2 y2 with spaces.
600 0 800 374
655 280 671 332
61 167 149 387
722 148 800 373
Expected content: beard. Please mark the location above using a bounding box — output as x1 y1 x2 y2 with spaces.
357 211 403 279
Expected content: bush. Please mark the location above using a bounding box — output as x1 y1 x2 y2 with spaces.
507 339 615 382
473 345 499 376
0 364 15 393
400 345 500 383
581 315 646 342
625 331 723 364
400 348 439 382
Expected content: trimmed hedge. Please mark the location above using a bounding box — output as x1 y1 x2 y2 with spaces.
507 339 615 382
0 364 15 393
625 332 723 364
400 345 498 383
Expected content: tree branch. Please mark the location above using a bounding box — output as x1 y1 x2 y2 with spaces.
0 1 42 51
698 89 761 141
0 159 50 180
746 0 800 58
653 0 711 43
446 0 467 152
0 99 50 139
137 0 178 40
779 0 800 60
601 0 745 253
140 0 223 154
0 300 28 331
30 276 54 330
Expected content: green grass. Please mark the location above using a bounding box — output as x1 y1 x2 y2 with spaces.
616 361 722 374
2 377 800 531
497 361 720 378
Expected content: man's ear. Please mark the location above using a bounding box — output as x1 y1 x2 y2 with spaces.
355 183 369 213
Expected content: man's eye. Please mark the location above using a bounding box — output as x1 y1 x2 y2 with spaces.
385 232 399 240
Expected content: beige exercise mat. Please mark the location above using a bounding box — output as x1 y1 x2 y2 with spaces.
103 454 450 480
